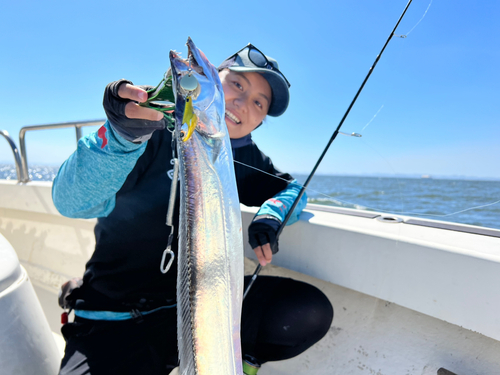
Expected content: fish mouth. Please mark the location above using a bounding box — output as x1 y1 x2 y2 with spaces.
171 38 204 75
185 38 204 76
169 38 206 100
225 110 241 124
169 37 224 141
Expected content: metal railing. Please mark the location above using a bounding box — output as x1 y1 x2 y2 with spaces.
18 120 105 183
0 130 24 181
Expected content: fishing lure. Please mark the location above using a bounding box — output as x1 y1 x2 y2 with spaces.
142 62 200 142
181 95 197 142
140 73 176 130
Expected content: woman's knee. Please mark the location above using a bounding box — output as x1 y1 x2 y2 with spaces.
264 278 334 342
294 281 334 340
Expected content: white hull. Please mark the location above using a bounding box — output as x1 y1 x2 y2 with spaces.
1 180 500 374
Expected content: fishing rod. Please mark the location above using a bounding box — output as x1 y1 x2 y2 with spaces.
244 0 414 299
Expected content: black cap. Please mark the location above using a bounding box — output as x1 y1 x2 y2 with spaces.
219 44 290 117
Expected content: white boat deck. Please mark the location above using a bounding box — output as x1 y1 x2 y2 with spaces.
1 180 500 374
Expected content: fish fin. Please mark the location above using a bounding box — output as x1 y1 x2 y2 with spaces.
177 230 197 374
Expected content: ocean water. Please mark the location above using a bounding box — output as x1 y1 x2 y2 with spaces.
1 164 499 230
0 164 59 182
295 174 500 230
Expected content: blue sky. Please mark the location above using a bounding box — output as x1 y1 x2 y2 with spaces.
0 0 499 180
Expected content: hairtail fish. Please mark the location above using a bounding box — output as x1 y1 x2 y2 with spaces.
170 37 244 375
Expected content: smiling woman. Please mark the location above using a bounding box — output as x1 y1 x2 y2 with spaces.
220 70 271 139
1 1 500 374
50 41 332 375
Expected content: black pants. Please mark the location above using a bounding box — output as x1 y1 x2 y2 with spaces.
59 276 333 375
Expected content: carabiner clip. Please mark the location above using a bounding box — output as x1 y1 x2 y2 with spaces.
160 247 175 274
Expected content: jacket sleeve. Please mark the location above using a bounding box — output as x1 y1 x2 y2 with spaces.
255 180 307 226
52 121 147 219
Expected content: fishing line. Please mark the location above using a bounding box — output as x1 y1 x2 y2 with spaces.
307 189 500 219
233 160 293 184
427 200 500 218
359 137 406 212
361 105 384 132
235 159 500 220
243 0 416 299
236 160 369 209
395 0 433 38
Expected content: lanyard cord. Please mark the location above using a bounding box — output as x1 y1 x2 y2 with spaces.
160 131 179 274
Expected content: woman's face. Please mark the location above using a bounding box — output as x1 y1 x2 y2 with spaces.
219 69 272 139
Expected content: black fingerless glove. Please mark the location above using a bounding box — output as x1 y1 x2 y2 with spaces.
248 215 282 254
103 79 166 143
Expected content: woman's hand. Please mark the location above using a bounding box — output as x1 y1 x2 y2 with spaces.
103 79 165 143
248 215 281 266
117 82 164 121
253 243 274 267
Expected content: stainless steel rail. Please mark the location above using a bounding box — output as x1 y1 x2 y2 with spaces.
19 120 105 183
0 130 25 182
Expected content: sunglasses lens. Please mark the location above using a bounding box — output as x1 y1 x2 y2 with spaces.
248 48 268 68
246 46 290 88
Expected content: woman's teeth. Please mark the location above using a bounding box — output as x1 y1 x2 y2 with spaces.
225 110 240 124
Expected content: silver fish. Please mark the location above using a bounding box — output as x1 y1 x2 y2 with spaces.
171 38 244 375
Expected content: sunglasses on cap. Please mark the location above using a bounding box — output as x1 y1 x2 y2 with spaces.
230 43 291 88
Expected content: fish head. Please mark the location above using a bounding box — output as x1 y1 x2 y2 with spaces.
170 37 226 142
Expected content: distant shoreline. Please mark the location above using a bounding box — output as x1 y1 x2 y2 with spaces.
294 173 500 182
1 164 499 182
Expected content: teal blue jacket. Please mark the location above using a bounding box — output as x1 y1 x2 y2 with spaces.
52 122 306 309
53 121 306 224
